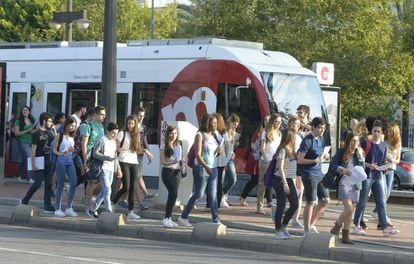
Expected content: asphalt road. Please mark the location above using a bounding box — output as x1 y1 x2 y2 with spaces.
0 225 347 264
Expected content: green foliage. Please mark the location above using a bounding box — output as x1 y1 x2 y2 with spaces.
0 0 60 42
181 0 414 130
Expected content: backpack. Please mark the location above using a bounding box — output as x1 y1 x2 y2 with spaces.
187 145 196 169
74 122 93 154
49 133 64 163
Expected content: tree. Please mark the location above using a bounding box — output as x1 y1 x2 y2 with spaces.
180 0 414 130
0 0 60 42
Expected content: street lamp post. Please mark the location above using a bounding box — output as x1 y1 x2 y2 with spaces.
49 0 91 42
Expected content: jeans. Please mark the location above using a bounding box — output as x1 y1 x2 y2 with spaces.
241 175 258 199
222 160 237 194
15 139 32 180
55 161 77 210
354 178 388 229
112 162 138 210
93 169 114 212
22 162 53 209
207 166 224 208
161 167 181 218
384 170 394 201
273 177 298 230
181 165 219 221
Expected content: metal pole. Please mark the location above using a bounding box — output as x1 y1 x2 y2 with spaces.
65 0 73 42
102 0 117 126
150 0 155 39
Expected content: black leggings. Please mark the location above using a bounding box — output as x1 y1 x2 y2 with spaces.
161 167 181 218
112 162 138 210
241 174 273 203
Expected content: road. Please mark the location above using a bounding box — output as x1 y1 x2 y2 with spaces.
0 225 347 264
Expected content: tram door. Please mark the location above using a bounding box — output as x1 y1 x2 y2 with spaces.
117 83 132 128
43 83 66 116
6 83 31 177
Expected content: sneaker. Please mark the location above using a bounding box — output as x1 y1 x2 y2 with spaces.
267 202 274 208
127 212 141 220
291 220 304 229
54 209 66 218
43 206 55 214
87 209 99 219
275 230 289 240
177 216 192 227
239 197 248 206
310 225 319 233
117 200 128 209
351 226 366 236
283 229 292 239
138 203 149 211
144 193 158 199
65 208 78 217
383 226 400 237
220 198 229 208
28 179 35 184
213 217 222 224
256 207 266 215
15 176 22 182
162 217 176 228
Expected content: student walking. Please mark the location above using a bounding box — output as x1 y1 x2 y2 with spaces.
272 129 299 240
21 112 55 212
329 133 365 244
297 117 330 235
112 116 142 220
53 117 78 217
89 122 122 216
160 125 185 228
178 114 221 226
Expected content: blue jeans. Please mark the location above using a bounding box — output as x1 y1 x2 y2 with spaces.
22 162 53 209
273 177 298 230
354 178 388 229
181 165 219 221
93 169 114 212
55 161 77 210
384 170 394 201
222 160 237 195
15 139 32 180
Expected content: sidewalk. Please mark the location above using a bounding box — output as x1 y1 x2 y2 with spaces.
1 179 414 263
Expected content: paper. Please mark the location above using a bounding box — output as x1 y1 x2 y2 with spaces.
375 163 393 171
173 146 182 161
27 156 45 171
323 146 331 155
349 166 368 184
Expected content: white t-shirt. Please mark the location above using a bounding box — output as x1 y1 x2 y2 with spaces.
160 145 181 170
102 136 117 172
117 131 139 164
260 130 281 161
71 113 82 130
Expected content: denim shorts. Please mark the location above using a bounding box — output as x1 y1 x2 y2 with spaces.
302 176 330 203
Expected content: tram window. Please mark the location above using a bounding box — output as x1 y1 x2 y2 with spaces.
117 93 128 128
11 92 27 119
46 93 63 116
132 83 168 144
217 83 261 148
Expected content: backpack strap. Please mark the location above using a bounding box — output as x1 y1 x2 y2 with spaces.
120 130 127 149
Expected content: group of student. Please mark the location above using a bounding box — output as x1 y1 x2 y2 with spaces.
16 103 155 219
251 106 401 243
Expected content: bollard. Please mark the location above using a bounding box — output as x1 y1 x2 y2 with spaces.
299 233 337 259
96 212 126 234
11 205 40 224
192 222 227 244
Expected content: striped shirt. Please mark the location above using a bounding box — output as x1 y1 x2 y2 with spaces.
275 148 297 179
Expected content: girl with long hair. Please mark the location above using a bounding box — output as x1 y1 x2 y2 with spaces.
330 133 365 244
178 114 221 226
160 125 185 228
53 117 78 217
112 115 142 220
13 106 36 182
221 113 240 207
273 129 299 240
257 113 282 214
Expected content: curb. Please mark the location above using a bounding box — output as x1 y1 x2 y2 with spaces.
1 198 414 264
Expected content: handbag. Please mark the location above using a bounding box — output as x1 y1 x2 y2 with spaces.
84 158 104 181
